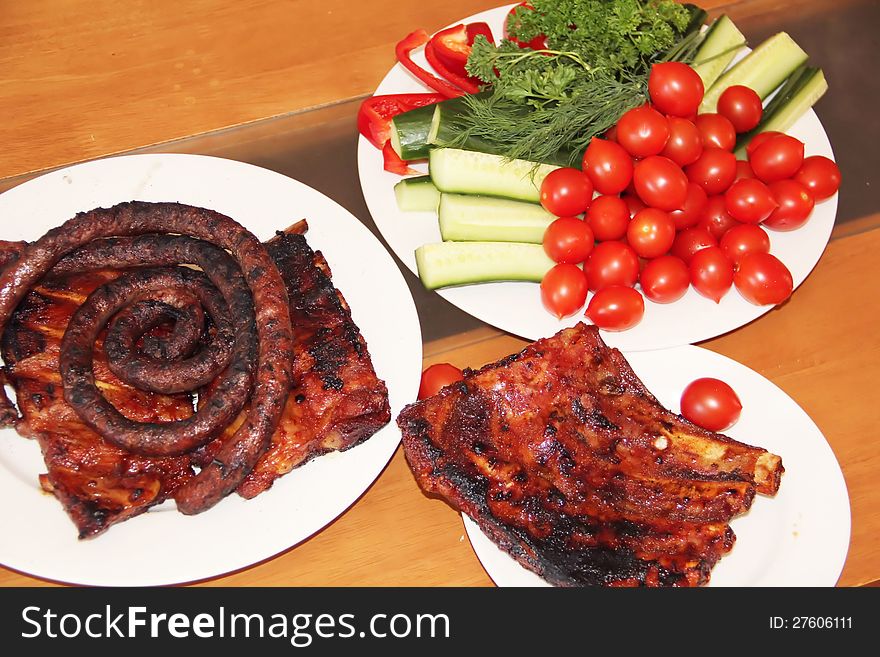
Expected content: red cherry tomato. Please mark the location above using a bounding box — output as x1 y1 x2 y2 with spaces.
639 255 690 304
724 178 778 224
748 134 805 183
685 147 737 195
671 226 717 264
622 194 647 218
794 156 841 200
543 217 595 264
632 156 689 212
669 182 708 230
734 160 755 181
695 113 737 151
540 168 594 216
583 241 640 290
717 85 763 133
680 378 742 431
763 180 815 231
689 246 734 303
661 117 703 167
648 62 705 118
582 137 634 195
585 285 645 331
540 263 589 318
734 252 793 305
627 208 676 259
418 363 464 400
586 195 630 241
616 105 670 158
745 131 785 159
698 195 740 240
719 224 770 265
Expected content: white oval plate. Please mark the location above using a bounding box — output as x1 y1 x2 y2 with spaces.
463 344 850 586
0 153 423 586
357 4 838 351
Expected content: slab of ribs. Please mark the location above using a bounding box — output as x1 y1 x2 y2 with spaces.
0 203 389 538
398 323 783 587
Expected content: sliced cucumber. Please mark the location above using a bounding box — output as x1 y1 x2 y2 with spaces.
699 32 808 113
735 66 828 157
415 241 553 290
390 104 436 161
394 175 441 212
691 15 746 90
429 148 558 203
438 194 555 243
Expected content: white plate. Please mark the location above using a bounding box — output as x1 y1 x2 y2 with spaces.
463 344 850 586
0 153 423 586
357 4 839 351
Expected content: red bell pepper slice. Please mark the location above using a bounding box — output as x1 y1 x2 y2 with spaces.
382 140 420 176
424 41 482 95
504 2 548 50
429 22 494 81
395 29 466 98
357 92 445 149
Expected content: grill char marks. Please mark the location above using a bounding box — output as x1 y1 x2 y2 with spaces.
398 323 782 587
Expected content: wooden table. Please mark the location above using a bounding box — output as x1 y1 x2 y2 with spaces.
1 0 877 587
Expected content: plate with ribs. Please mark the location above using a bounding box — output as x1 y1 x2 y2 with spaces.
399 324 850 586
0 153 422 586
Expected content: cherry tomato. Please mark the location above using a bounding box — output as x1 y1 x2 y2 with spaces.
748 134 805 183
540 167 594 216
585 285 645 331
745 131 785 159
698 195 740 240
680 378 742 431
671 226 717 264
541 263 589 318
719 224 770 265
794 156 841 200
685 147 737 195
418 363 463 400
586 195 630 241
648 62 705 117
622 194 646 218
543 217 595 264
616 105 670 158
627 208 676 259
661 117 703 167
689 246 734 303
669 182 708 230
695 113 737 151
582 137 634 195
583 241 640 290
734 252 793 305
717 85 763 133
632 156 689 212
734 160 755 181
763 180 815 231
724 178 778 224
639 255 690 304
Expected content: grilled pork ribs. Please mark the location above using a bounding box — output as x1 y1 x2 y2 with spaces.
398 324 782 587
0 223 390 537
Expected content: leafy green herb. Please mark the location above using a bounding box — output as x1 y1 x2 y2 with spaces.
452 0 705 166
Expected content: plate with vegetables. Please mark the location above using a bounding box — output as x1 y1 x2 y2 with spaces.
461 342 851 586
357 2 840 350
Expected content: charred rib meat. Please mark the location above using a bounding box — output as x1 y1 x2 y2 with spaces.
398 324 783 587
